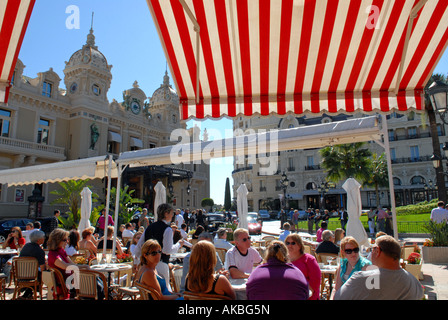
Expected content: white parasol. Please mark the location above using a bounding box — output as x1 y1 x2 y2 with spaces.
154 181 166 221
237 183 249 230
342 178 370 247
78 187 92 233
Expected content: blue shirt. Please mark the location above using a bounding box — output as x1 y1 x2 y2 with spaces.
340 256 372 284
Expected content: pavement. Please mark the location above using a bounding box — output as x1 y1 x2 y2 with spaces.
261 221 448 300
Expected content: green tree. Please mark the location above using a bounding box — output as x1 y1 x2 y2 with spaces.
224 178 231 211
364 153 389 207
201 198 214 212
50 179 98 226
108 185 145 224
319 142 372 184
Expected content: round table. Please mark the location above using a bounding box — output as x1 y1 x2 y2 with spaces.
90 263 132 292
229 278 248 300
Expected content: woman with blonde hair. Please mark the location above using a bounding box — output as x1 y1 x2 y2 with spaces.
134 239 182 300
185 241 235 299
246 240 309 300
285 233 321 300
333 236 372 294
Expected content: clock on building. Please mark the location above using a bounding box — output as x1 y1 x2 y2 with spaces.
130 100 141 115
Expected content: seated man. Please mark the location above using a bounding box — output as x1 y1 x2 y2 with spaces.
17 230 47 298
315 230 340 255
333 235 424 300
214 228 234 250
224 228 263 279
278 223 291 242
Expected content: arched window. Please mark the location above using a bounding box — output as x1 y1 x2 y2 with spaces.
306 182 318 190
410 176 425 185
393 177 401 186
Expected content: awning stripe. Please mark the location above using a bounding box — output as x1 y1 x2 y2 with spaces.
0 0 35 103
148 0 448 120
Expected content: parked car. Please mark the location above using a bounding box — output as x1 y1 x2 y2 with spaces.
205 213 227 232
0 218 33 243
258 210 270 220
247 216 262 235
248 212 260 220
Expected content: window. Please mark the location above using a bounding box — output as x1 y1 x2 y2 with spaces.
408 127 417 139
410 176 425 185
393 177 401 186
390 148 396 162
42 81 52 97
0 108 11 137
307 156 314 167
37 118 50 144
288 157 295 171
306 182 318 190
388 130 395 141
410 146 419 162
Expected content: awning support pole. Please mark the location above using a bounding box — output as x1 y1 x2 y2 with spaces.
111 163 129 261
375 115 399 240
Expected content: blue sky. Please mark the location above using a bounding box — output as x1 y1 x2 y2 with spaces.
18 0 234 205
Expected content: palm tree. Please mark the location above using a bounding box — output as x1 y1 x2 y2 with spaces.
319 142 372 184
50 179 98 225
364 152 389 207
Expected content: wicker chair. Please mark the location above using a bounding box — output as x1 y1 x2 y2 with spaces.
0 273 6 300
76 269 109 300
183 291 232 300
135 282 161 300
12 257 42 300
215 248 227 264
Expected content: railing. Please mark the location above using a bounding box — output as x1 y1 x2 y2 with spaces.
305 165 321 171
297 220 429 234
0 136 65 156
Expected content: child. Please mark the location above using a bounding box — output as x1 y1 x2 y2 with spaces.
316 221 328 243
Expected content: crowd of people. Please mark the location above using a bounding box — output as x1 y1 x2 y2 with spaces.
0 202 424 301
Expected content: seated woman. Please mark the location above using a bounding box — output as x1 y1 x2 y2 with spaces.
332 236 372 296
185 241 236 299
135 239 182 300
285 233 321 300
78 228 98 260
246 240 309 300
97 226 124 256
1 226 26 267
65 230 80 256
47 228 90 299
129 231 143 256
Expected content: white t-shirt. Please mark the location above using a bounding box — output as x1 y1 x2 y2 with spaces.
224 246 262 275
122 229 135 238
430 207 448 223
175 214 184 228
65 245 77 256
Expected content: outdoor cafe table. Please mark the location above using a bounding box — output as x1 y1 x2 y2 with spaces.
90 263 132 293
319 265 338 298
0 248 18 271
229 278 247 300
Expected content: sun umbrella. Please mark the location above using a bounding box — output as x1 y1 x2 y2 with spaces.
78 187 92 233
154 181 166 221
237 183 249 230
342 178 370 248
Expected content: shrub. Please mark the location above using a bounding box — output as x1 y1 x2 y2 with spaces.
423 221 448 247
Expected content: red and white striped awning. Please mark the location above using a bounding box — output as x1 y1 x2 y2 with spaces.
0 0 35 104
147 0 448 120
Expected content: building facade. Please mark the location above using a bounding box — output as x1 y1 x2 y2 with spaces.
0 29 209 218
232 112 447 212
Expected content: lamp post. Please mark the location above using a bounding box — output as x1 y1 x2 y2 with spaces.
424 179 437 201
426 80 448 203
280 172 289 210
317 181 334 210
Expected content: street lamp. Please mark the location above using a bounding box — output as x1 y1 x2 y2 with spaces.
427 80 448 124
317 181 334 210
426 80 448 203
280 171 289 210
424 179 437 201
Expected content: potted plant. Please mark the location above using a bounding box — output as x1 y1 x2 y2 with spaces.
422 221 448 263
405 252 423 280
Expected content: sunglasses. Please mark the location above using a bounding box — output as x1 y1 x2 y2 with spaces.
240 237 251 242
285 241 296 246
344 247 360 255
146 250 162 256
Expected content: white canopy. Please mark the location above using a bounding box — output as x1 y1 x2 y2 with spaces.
0 156 117 186
118 115 382 167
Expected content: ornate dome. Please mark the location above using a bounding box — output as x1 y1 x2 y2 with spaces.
149 71 179 108
65 29 112 74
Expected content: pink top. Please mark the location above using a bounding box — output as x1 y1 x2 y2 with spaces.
316 228 324 242
48 248 71 280
291 253 322 300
